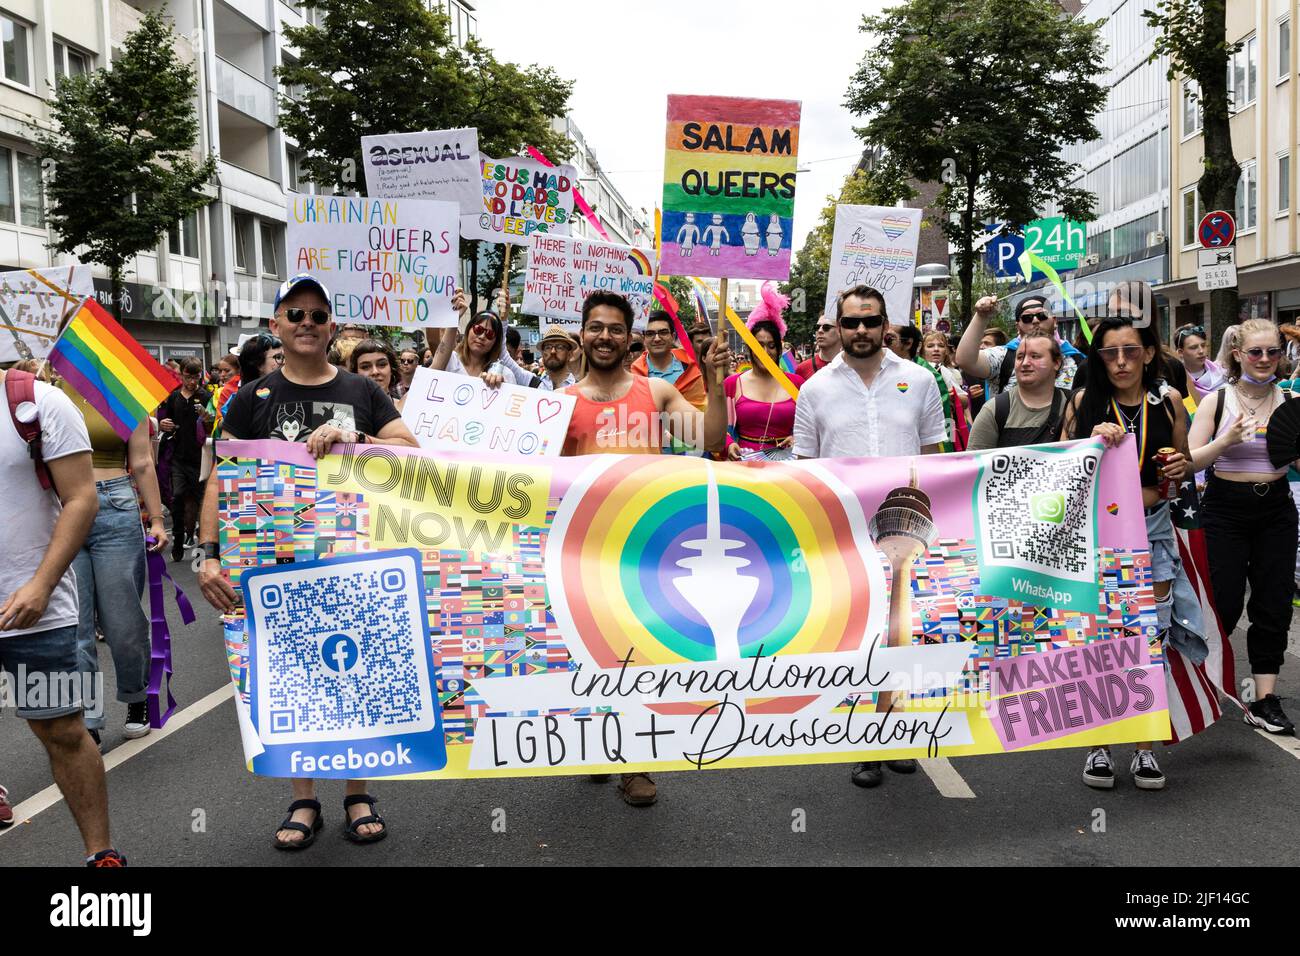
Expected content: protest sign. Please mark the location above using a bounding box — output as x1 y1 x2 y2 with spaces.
217 435 1169 778
0 265 93 363
361 127 481 211
659 95 801 281
522 234 656 330
462 155 577 245
823 205 922 324
400 366 574 457
287 195 460 327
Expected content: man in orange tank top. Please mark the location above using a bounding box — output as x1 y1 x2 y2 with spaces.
563 291 730 805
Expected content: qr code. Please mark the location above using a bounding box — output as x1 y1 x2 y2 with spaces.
975 444 1100 582
246 551 436 745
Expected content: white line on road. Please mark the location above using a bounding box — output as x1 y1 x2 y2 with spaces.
1251 727 1300 760
0 682 233 839
920 757 976 798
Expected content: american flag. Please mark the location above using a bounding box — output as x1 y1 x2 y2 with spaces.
1166 478 1244 741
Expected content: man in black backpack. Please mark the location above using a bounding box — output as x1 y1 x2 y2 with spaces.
956 294 1088 400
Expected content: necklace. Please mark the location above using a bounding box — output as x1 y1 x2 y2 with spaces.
1110 397 1148 464
1234 383 1275 420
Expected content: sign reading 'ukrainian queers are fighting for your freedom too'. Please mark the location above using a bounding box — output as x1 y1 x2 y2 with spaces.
215 435 1169 779
659 95 801 281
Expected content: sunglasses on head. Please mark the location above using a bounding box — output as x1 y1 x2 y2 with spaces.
840 315 885 331
281 308 330 325
1175 325 1206 347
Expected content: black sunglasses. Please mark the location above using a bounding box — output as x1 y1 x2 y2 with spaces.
840 315 885 331
281 308 330 325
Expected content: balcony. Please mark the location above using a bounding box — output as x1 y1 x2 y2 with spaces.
215 56 276 127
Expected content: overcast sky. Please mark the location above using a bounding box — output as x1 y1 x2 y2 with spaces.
474 0 888 249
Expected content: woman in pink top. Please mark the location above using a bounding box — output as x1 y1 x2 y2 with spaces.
1189 319 1298 736
723 284 804 460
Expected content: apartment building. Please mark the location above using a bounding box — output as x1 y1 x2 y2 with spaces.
1162 0 1300 340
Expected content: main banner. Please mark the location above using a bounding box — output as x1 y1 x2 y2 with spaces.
216 438 1168 778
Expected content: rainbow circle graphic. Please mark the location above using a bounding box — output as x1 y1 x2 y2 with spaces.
547 457 885 709
626 248 653 276
881 216 912 240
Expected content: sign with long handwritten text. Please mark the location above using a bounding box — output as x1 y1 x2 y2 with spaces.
216 435 1169 778
287 195 460 327
0 265 93 363
660 95 801 280
361 127 481 210
400 366 574 457
522 234 656 330
823 205 922 325
462 156 577 245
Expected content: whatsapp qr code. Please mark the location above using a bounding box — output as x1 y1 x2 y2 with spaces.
975 444 1100 581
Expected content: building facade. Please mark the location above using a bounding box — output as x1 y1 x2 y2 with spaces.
552 113 650 249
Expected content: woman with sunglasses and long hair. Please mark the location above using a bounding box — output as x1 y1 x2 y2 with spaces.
348 338 404 406
1062 317 1205 791
1175 324 1227 401
1188 320 1297 735
430 310 536 387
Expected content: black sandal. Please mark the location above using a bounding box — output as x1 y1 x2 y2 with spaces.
342 794 388 844
272 798 323 851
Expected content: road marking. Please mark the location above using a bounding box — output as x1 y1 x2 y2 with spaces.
920 757 975 798
0 682 233 839
1251 727 1300 761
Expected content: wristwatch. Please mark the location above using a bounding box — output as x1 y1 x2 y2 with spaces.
201 541 219 562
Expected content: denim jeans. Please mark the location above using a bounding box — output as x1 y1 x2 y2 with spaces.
72 476 150 729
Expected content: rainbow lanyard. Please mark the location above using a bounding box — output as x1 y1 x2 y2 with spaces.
1110 397 1148 465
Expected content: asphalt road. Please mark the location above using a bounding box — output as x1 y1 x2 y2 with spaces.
2 557 1298 867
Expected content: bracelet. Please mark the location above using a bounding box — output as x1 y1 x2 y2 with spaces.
201 541 219 561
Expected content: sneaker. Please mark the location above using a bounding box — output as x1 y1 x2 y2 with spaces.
123 701 151 740
618 773 657 807
0 784 13 830
1244 695 1296 735
86 849 127 867
1130 750 1166 790
587 774 611 783
886 759 918 774
1082 747 1115 789
87 728 102 752
850 761 884 788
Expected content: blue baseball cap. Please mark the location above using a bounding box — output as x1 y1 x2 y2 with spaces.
273 273 332 311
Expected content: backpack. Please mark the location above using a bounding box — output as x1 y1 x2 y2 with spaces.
4 369 52 490
992 387 1070 446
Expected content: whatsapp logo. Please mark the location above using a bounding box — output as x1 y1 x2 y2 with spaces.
1029 492 1066 524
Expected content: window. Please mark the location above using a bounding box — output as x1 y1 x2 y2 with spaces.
0 14 31 87
1228 35 1259 110
232 213 254 272
16 151 41 227
1235 161 1257 231
1087 229 1111 261
1281 155 1292 214
52 40 89 86
1113 134 1162 208
168 209 199 258
1281 19 1292 82
286 150 304 191
259 221 282 278
1112 212 1161 258
1181 81 1201 135
0 145 12 222
1181 187 1202 247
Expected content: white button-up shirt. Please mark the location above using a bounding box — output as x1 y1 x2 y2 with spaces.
793 350 947 459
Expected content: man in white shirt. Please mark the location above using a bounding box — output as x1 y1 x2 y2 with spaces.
0 368 123 865
791 285 945 791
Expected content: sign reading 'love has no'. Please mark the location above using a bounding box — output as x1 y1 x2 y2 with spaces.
400 366 575 457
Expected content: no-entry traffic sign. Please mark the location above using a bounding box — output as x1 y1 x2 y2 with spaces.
1198 210 1236 249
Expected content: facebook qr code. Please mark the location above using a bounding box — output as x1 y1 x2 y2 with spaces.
975 444 1100 582
246 551 436 745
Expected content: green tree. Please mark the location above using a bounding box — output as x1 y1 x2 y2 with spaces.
844 0 1107 326
660 275 698 324
1146 0 1239 333
279 0 574 312
38 11 214 319
781 167 905 346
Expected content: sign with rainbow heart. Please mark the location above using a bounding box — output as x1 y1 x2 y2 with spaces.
215 435 1169 778
823 204 922 327
522 233 657 331
400 366 575 457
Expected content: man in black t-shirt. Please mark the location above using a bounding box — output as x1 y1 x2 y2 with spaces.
157 358 213 561
195 273 426 852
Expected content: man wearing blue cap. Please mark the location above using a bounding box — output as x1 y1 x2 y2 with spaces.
195 274 447 850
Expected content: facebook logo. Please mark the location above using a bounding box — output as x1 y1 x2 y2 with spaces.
320 633 362 676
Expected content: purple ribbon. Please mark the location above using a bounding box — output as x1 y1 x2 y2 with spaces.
145 537 196 728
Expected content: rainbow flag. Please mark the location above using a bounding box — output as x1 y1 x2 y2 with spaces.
49 298 178 441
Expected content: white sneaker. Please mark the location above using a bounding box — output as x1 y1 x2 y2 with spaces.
123 701 151 740
1082 747 1115 789
1130 749 1166 790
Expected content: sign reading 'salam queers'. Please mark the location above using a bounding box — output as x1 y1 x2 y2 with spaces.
216 436 1170 779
